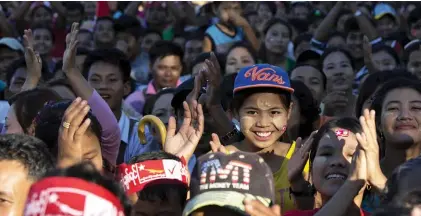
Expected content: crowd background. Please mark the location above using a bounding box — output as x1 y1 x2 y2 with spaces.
0 1 421 216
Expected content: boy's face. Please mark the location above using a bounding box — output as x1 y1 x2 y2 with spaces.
87 61 130 110
116 32 139 58
151 55 182 90
132 197 183 216
33 28 53 56
94 20 115 44
217 2 242 24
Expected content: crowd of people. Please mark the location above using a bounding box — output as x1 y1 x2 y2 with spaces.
0 1 421 215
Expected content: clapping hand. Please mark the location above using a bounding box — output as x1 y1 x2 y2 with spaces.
164 100 204 162
287 132 316 184
355 109 387 191
21 29 42 91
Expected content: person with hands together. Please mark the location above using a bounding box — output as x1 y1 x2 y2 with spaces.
21 29 43 92
356 109 387 193
61 22 121 166
284 118 370 216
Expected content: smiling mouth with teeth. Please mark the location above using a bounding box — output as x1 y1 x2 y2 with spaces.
326 174 347 180
255 132 272 137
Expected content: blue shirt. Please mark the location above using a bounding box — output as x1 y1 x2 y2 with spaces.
205 24 244 56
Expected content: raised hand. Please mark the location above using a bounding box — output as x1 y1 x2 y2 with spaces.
164 100 204 162
187 70 205 120
363 36 378 73
228 10 249 28
202 52 223 109
63 22 79 72
23 29 42 80
355 109 387 191
287 132 316 183
209 133 229 154
58 98 98 169
244 199 282 216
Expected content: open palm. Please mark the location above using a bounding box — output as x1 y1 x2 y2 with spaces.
63 22 79 72
164 100 204 162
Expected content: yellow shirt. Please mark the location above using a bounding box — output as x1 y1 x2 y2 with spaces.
273 141 310 213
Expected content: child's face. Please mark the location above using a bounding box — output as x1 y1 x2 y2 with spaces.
33 28 53 56
238 92 290 149
132 197 183 216
217 2 242 24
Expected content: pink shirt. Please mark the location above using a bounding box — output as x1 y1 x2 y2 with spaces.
125 80 182 114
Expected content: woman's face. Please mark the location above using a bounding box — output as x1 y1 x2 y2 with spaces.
381 88 421 148
238 92 290 149
80 131 103 171
407 50 421 79
33 28 53 56
290 66 325 103
322 51 354 92
371 50 397 71
265 23 290 55
94 20 115 44
225 47 255 75
4 105 24 134
152 93 174 125
312 128 359 198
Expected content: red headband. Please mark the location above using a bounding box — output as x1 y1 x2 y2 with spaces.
118 158 188 194
24 177 124 216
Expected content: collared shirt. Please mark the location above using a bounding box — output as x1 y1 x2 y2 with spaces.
118 105 161 163
125 79 182 114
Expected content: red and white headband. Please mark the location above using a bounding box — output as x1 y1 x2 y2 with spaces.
118 158 189 195
24 177 124 216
